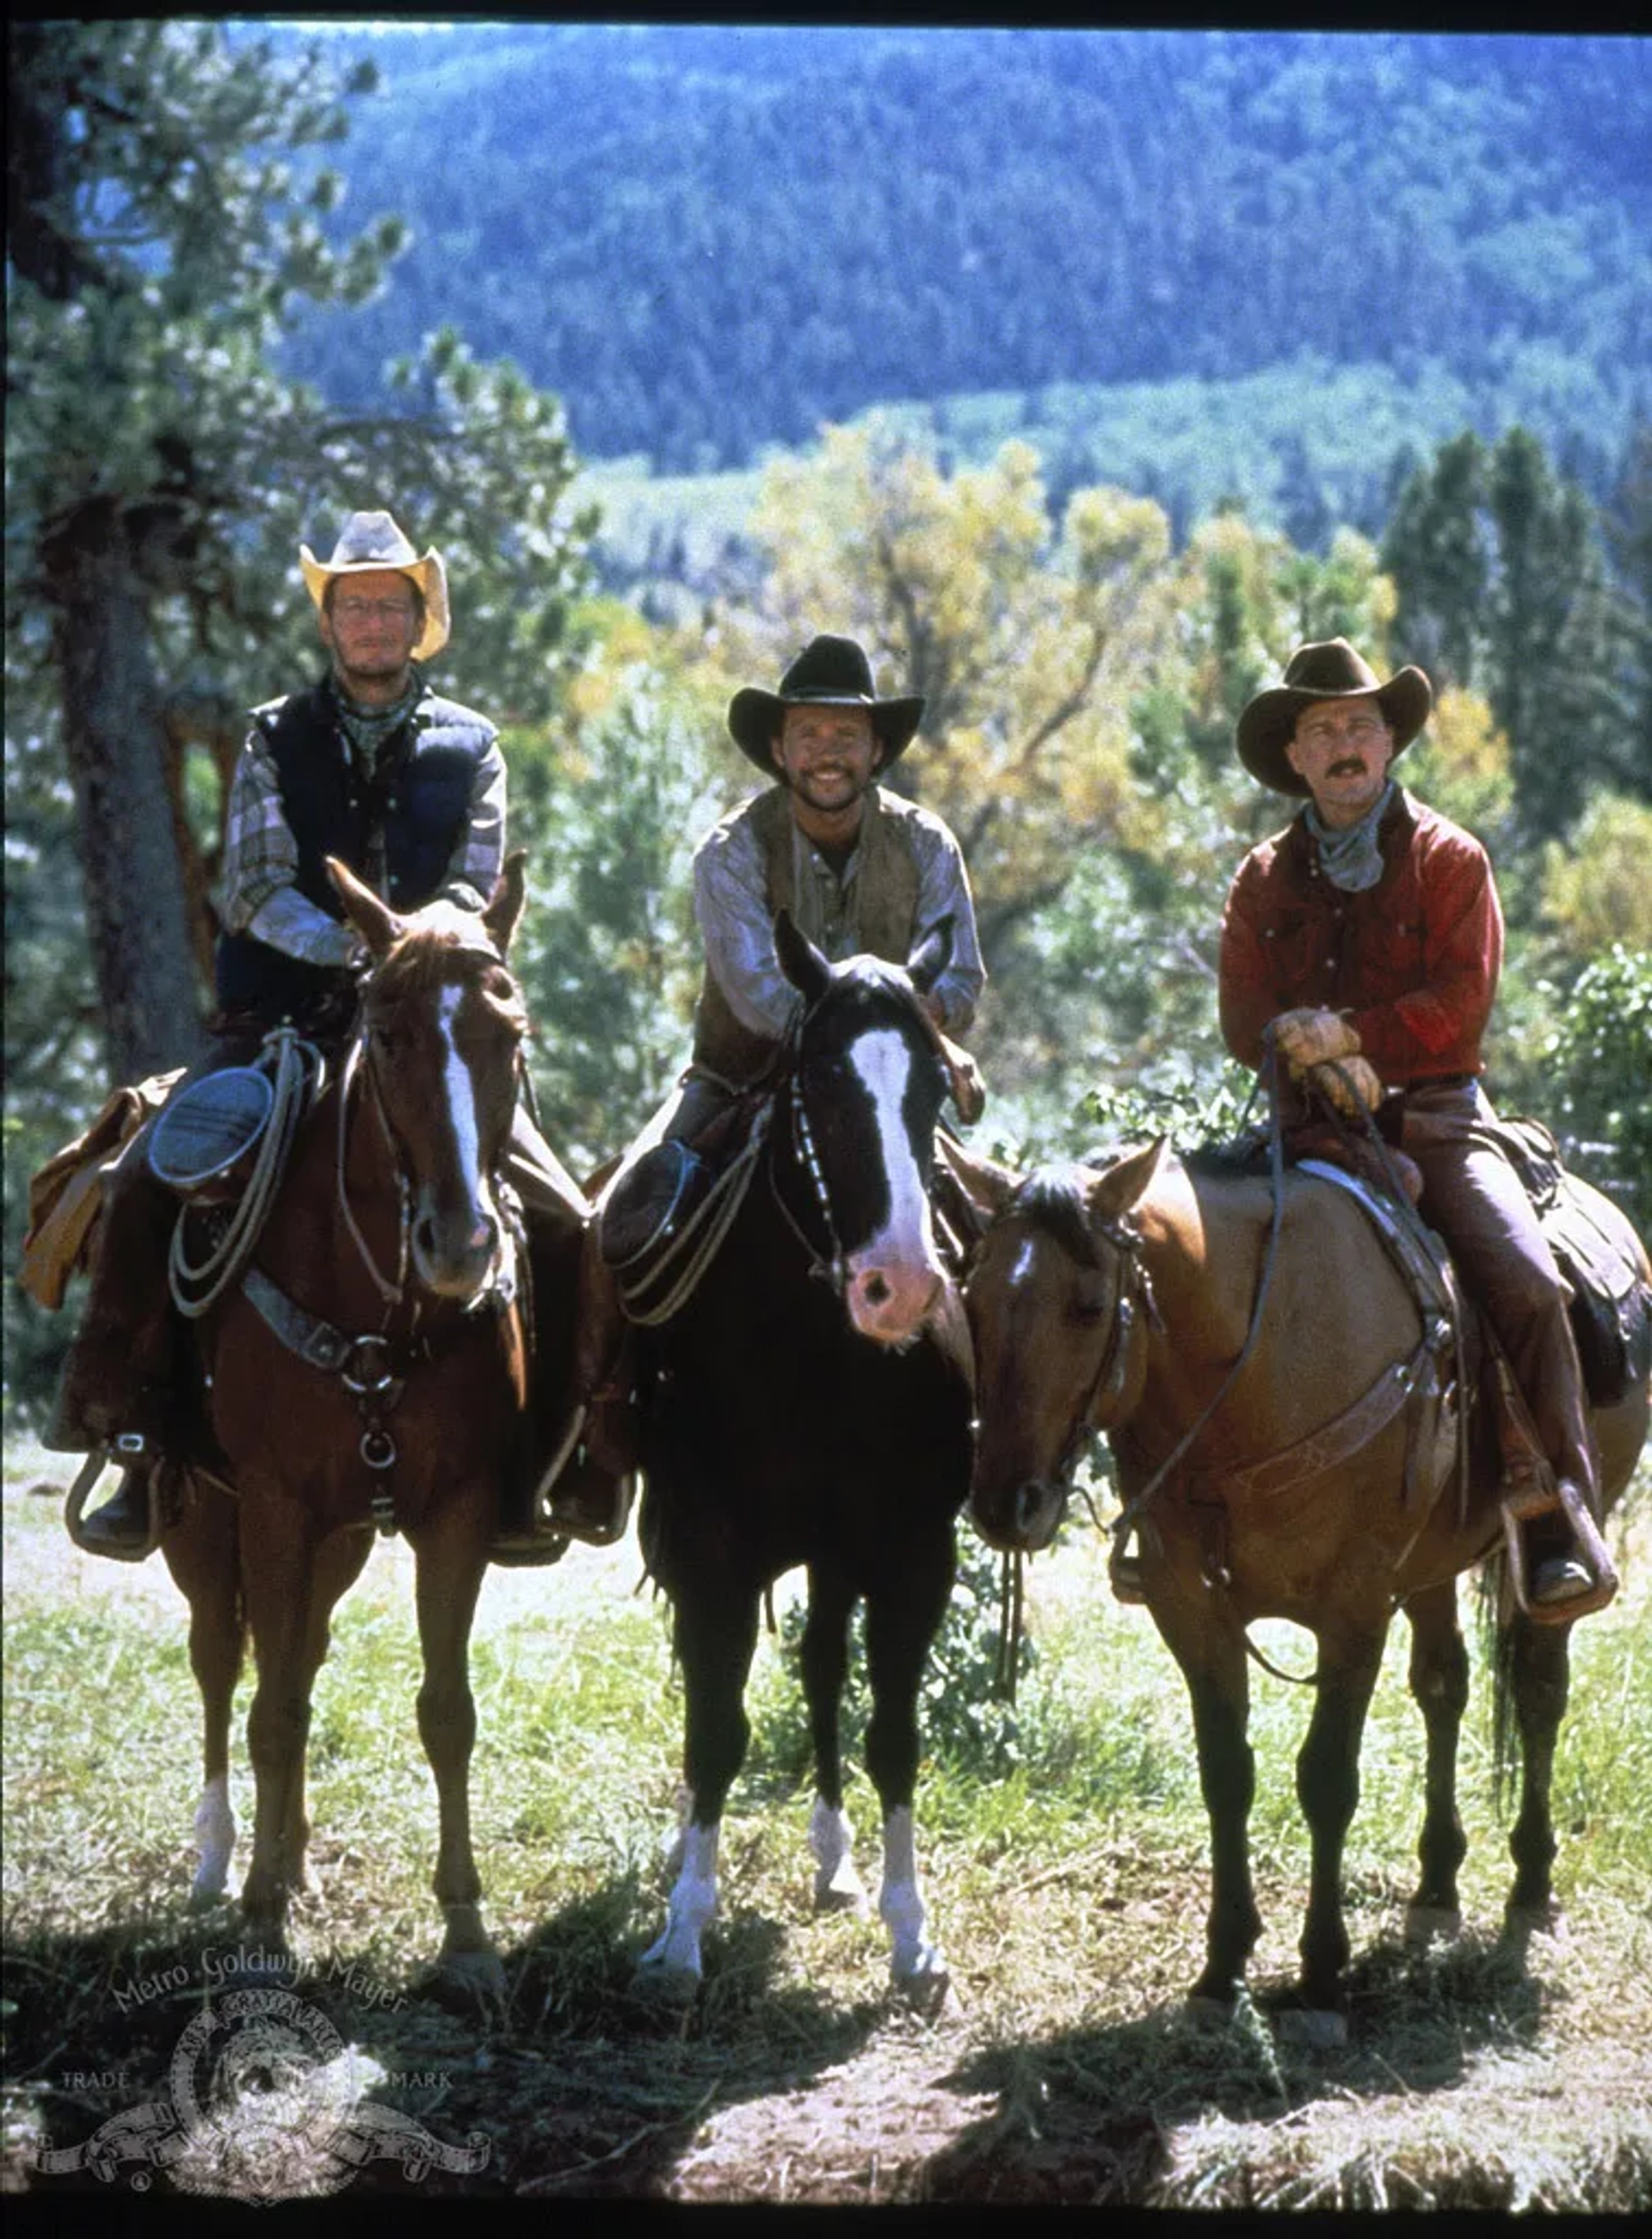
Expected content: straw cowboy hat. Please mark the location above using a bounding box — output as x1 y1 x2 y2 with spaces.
727 634 925 774
299 509 450 663
1237 638 1432 796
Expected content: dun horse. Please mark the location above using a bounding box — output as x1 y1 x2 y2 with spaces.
965 1140 1649 2040
151 855 536 1998
631 913 975 2003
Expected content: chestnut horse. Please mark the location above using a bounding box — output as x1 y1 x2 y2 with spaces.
631 913 975 2005
157 854 535 1999
965 1142 1649 2041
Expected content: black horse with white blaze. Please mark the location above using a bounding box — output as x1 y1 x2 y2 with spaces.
633 912 975 2002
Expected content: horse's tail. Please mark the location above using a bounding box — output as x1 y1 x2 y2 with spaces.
1475 1551 1521 1814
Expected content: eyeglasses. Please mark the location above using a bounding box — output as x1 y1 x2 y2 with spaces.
1297 712 1390 749
333 598 416 625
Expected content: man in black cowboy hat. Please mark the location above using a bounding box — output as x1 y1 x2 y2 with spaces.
1216 636 1612 1619
599 632 986 1264
46 509 632 1564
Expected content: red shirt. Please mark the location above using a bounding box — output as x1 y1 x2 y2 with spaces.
1218 789 1503 1088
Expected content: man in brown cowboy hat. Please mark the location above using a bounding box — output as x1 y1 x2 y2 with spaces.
598 632 986 1266
47 509 632 1564
1215 636 1612 1618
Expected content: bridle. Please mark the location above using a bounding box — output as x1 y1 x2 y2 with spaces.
232 947 525 1532
767 987 948 1301
996 1199 1160 1506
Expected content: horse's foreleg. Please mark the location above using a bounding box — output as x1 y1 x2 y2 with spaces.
800 1567 866 1912
1156 1601 1260 2013
1503 1611 1572 1933
1403 1581 1470 1938
1293 1620 1388 2036
864 1557 953 2002
161 1480 243 1905
637 1583 761 1988
288 1528 373 1891
238 1499 322 1935
412 1502 497 1994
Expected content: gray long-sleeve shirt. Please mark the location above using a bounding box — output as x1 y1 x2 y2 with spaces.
693 788 985 1041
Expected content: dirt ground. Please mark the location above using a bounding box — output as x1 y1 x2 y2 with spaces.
6 1449 1650 2211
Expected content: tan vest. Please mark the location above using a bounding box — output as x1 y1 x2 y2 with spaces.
691 785 922 1084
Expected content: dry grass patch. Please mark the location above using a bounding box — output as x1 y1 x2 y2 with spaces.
5 1434 1649 2204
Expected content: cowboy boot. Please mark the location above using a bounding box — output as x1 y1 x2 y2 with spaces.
64 1438 170 1562
492 1215 637 1559
1524 1478 1617 1622
541 1240 638 1546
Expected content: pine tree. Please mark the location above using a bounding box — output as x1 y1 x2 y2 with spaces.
6 22 406 1082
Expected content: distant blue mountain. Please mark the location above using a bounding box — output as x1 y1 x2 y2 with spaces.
270 23 1650 492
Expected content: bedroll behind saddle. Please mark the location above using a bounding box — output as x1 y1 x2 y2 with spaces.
18 1070 186 1311
1470 1113 1652 1409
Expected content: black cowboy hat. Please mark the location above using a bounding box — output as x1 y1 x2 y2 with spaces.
727 634 925 774
1237 638 1433 796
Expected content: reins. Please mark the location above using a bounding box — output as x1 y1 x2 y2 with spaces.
336 1022 412 1311
621 1107 771 1326
224 958 519 1534
1107 1043 1290 1584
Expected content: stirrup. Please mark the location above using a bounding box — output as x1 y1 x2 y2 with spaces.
1109 1527 1147 1605
64 1442 165 1564
1500 1479 1618 1625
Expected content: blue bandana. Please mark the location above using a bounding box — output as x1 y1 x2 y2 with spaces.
1305 780 1395 893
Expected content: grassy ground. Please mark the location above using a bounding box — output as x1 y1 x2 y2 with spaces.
3 1431 1649 2206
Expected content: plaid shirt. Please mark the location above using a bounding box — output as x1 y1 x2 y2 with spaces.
219 676 506 967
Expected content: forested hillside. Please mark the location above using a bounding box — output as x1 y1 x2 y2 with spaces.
6 22 1649 1426
278 23 1651 506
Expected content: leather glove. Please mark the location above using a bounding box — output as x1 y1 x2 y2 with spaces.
938 1032 986 1126
1304 1054 1384 1119
1270 1006 1361 1072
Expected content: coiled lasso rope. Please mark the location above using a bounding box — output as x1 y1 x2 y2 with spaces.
168 1027 324 1318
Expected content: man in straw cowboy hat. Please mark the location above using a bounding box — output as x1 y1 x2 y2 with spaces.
46 509 633 1563
1214 636 1612 1618
597 632 987 1268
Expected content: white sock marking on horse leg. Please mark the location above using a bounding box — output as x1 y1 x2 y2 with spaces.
662 1781 693 1879
809 1794 866 1909
878 1805 944 1983
192 1775 235 1901
640 1819 718 1977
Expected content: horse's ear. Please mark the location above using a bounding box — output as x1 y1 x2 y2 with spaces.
908 914 953 996
775 908 832 1002
484 848 528 958
328 856 403 959
1088 1135 1168 1224
955 1144 1021 1215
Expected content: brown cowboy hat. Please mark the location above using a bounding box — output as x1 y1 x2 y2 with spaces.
299 509 450 663
1237 638 1432 795
727 634 925 774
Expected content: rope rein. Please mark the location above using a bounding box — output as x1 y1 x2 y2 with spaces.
1109 1043 1290 1565
336 1026 410 1311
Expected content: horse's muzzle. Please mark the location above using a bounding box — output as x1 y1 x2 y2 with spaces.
411 1203 501 1300
968 1475 1065 1555
845 1260 944 1348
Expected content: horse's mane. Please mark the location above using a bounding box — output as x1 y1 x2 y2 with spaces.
1181 1128 1271 1179
1013 1163 1105 1268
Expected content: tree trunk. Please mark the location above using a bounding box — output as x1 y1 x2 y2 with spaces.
44 499 208 1085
